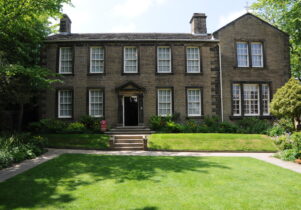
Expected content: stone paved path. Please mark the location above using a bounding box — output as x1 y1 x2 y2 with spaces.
0 148 300 182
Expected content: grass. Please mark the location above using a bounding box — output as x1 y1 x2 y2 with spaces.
0 154 300 209
43 134 110 149
148 133 277 152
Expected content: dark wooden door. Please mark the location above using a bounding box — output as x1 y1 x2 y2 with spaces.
124 96 138 126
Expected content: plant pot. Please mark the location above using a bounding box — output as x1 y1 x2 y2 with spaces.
295 159 301 164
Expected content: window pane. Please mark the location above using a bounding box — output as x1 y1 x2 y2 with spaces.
60 47 73 74
89 89 104 117
232 84 241 116
187 47 200 73
187 89 201 116
251 43 263 67
262 84 270 115
58 90 72 118
157 47 171 73
243 84 259 116
124 47 138 73
236 42 249 67
158 89 172 116
90 47 104 73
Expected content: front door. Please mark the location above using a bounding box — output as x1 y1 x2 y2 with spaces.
124 96 138 126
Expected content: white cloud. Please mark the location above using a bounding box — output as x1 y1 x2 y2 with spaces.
112 0 168 18
218 10 246 28
110 23 138 32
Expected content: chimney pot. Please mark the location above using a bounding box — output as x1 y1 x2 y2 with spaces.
190 13 207 34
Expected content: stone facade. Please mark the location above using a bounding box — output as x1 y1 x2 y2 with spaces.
41 13 290 127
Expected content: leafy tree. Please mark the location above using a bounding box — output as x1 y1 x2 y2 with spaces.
0 65 61 131
251 0 301 79
0 0 71 65
270 78 301 131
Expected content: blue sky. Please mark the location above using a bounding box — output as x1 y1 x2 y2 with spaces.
62 0 256 33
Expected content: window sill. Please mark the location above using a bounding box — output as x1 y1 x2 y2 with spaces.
186 116 204 119
58 73 74 76
185 72 203 76
233 66 266 70
122 73 140 75
156 72 173 75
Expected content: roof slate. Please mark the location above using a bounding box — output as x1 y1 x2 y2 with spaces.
46 33 215 42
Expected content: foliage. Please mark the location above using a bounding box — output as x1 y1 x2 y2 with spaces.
28 118 67 133
0 0 71 65
65 122 86 134
270 78 301 130
235 117 271 134
267 125 286 137
0 133 47 169
79 115 101 133
277 149 298 161
251 0 301 79
274 132 301 161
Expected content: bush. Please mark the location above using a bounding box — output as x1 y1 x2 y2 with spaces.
65 122 86 134
218 121 238 133
28 118 67 134
236 117 271 134
291 132 301 151
0 134 47 169
267 125 286 137
277 149 298 161
79 115 101 133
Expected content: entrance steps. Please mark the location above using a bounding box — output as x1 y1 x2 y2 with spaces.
110 135 148 151
105 126 154 135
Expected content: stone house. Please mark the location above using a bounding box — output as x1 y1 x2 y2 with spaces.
41 13 290 127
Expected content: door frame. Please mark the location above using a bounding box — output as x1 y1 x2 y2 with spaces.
122 95 139 126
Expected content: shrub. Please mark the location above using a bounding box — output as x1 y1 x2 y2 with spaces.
65 122 86 134
79 115 101 133
291 132 301 151
236 117 271 134
218 121 238 133
267 125 286 137
28 118 67 133
277 149 298 161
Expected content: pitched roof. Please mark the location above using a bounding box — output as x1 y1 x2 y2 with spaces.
213 13 288 36
46 33 217 42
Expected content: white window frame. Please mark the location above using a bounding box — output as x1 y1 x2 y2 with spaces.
157 46 172 73
123 46 138 73
262 84 270 116
90 47 104 73
236 42 249 67
58 90 72 118
187 88 202 117
59 47 73 74
232 84 241 116
157 88 172 116
88 89 104 118
186 47 201 73
251 42 264 68
243 84 260 116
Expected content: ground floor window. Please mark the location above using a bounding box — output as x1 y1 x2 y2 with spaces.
187 88 202 116
89 89 104 117
232 83 270 116
58 90 72 118
157 88 172 116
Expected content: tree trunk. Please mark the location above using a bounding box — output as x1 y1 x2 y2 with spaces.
17 103 23 132
297 117 301 131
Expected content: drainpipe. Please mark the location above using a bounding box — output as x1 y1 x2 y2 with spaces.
218 44 224 122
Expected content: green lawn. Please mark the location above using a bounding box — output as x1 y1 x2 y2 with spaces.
0 154 300 209
149 133 277 152
43 134 110 149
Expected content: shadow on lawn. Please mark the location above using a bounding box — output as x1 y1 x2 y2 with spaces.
0 154 230 209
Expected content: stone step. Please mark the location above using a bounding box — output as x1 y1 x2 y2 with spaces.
112 147 144 151
114 135 144 140
115 126 150 130
106 130 154 134
114 143 144 147
115 139 144 143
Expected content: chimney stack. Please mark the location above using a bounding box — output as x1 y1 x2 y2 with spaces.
59 14 72 34
190 13 207 34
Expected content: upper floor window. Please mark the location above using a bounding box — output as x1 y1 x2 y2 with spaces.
58 90 72 118
90 47 104 73
232 83 270 116
186 47 201 73
236 42 249 67
187 88 202 116
251 42 263 67
124 47 138 73
88 89 104 117
59 47 73 74
236 42 264 68
157 88 172 116
157 47 171 73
